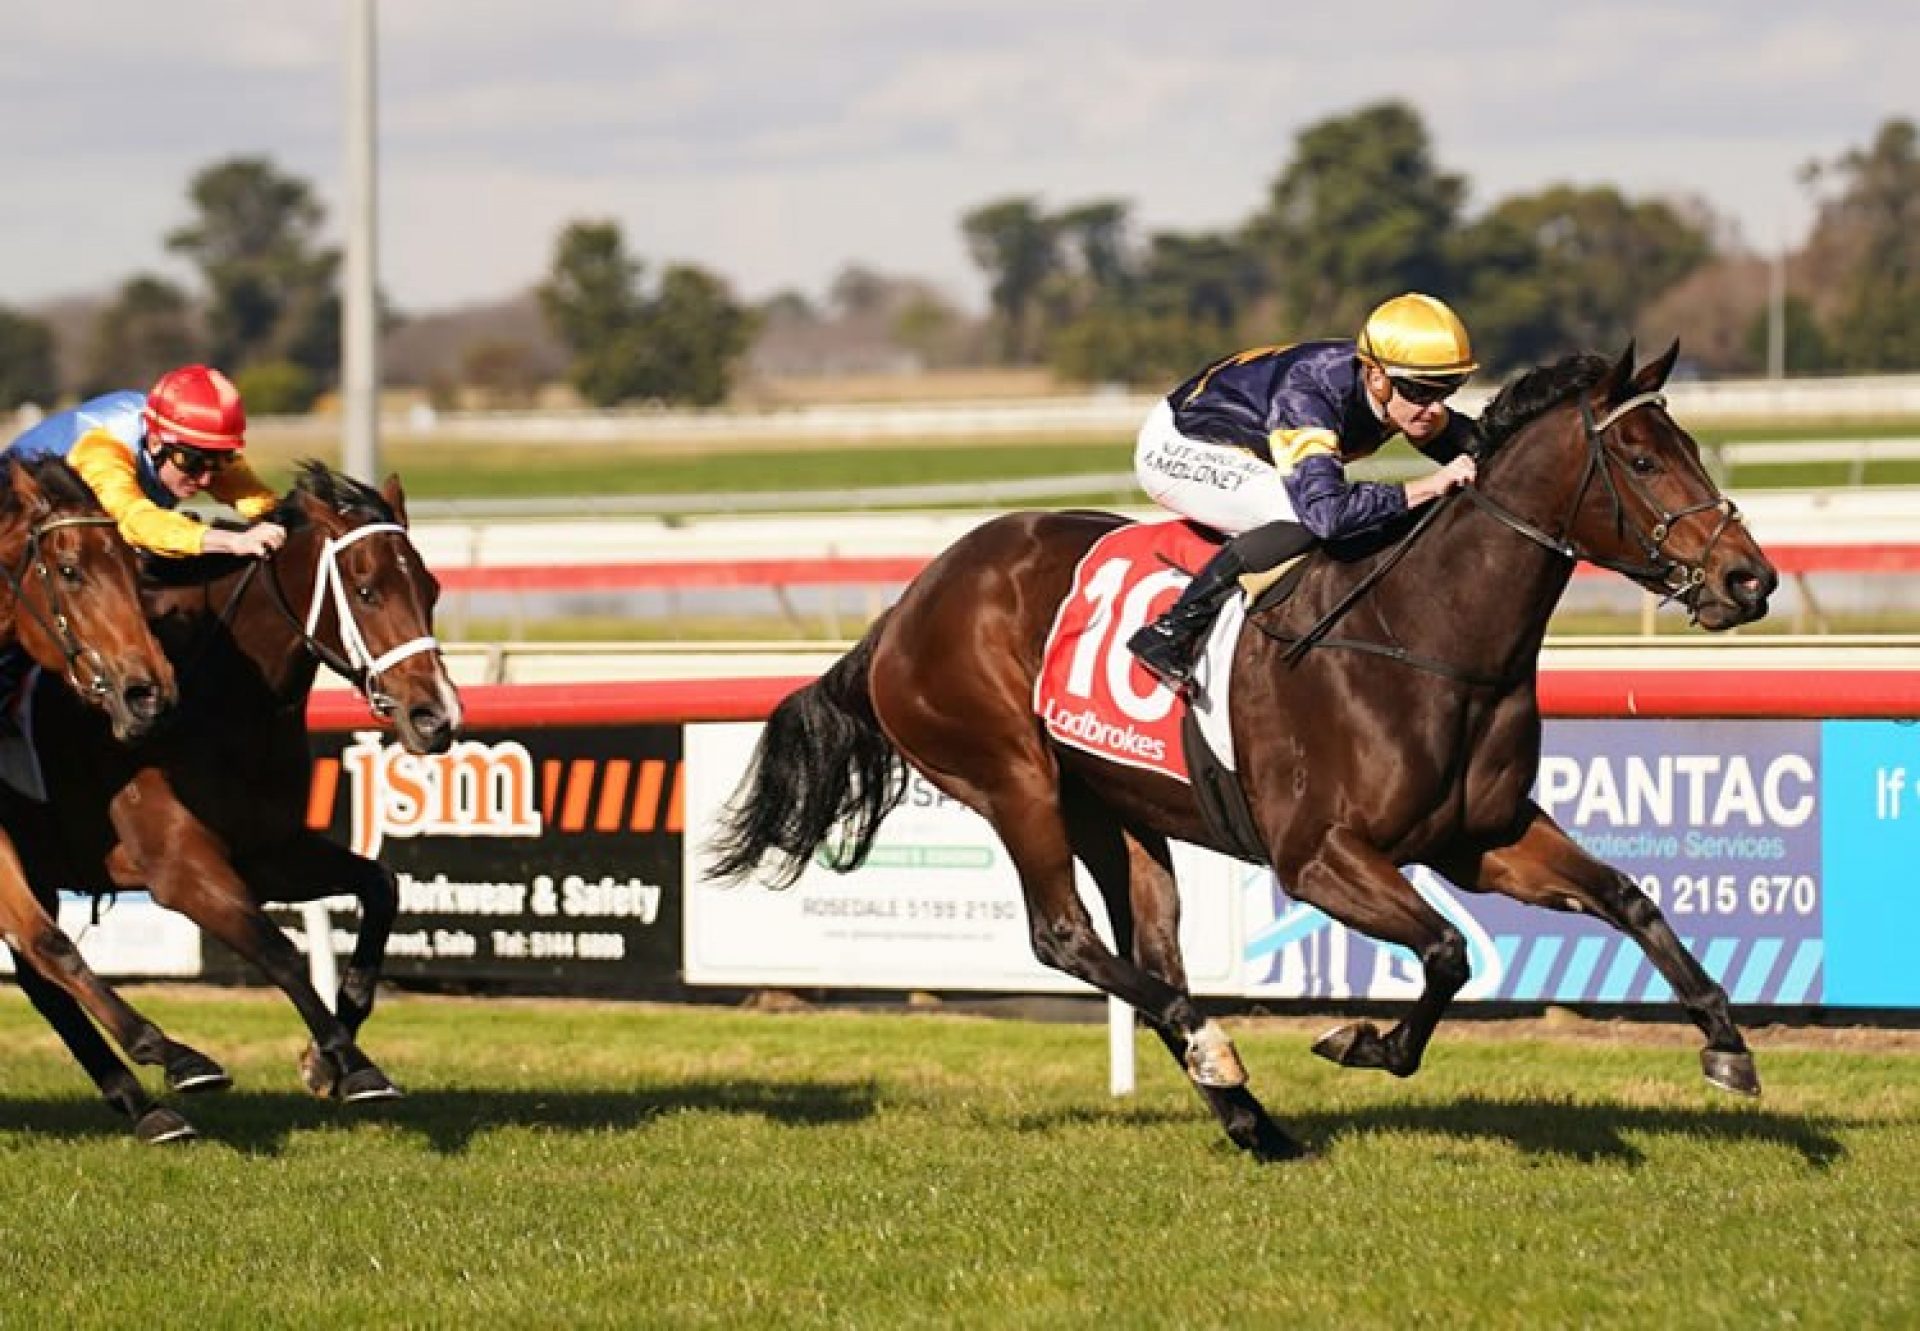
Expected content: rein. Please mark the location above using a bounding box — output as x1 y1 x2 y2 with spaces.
1262 388 1728 684
1467 391 1738 603
1 515 122 701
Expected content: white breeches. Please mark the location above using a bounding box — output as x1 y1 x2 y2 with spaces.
1133 399 1299 536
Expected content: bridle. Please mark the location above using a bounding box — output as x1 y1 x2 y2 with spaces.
1463 390 1741 605
264 519 439 718
1262 385 1741 684
1 514 124 702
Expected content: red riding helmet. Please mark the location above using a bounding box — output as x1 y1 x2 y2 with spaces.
145 365 248 451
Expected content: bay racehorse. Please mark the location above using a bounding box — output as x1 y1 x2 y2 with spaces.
0 456 206 1140
1 463 461 1143
710 344 1778 1161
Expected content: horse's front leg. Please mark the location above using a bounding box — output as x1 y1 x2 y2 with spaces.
1441 802 1758 1096
10 948 200 1144
1287 827 1470 1078
0 843 227 1097
240 834 400 1098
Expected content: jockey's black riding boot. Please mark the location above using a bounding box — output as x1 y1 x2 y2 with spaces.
1127 544 1246 689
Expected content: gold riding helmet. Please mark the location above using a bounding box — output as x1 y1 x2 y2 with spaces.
1355 293 1478 391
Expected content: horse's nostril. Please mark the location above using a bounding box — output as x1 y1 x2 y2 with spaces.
124 681 163 721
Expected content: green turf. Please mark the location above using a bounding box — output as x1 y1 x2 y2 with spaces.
2 990 1914 1328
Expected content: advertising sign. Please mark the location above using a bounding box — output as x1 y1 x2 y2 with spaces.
272 724 685 993
683 722 1241 993
1820 720 1920 1006
688 716 1920 1009
1239 720 1826 1005
0 892 201 979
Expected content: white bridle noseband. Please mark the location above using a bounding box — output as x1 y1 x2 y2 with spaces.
301 522 440 685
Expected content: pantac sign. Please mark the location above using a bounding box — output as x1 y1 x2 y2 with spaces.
336 730 543 858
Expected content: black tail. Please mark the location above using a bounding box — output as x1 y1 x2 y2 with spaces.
705 620 906 888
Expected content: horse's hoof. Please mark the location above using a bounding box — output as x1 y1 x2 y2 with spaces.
1702 1048 1762 1097
1247 1123 1314 1164
338 1066 404 1104
1311 1021 1375 1067
134 1106 198 1146
298 1044 339 1099
165 1049 232 1095
1185 1021 1248 1089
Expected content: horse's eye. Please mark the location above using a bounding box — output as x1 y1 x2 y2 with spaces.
356 585 377 604
58 563 80 582
1629 454 1658 475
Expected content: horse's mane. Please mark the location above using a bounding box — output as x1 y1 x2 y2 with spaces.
1476 353 1612 454
144 460 397 589
1316 352 1613 565
277 459 396 528
0 453 103 518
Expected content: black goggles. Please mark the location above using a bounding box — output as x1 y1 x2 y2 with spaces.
158 442 235 478
1389 376 1464 407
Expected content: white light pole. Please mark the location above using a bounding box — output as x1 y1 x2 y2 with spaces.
1768 232 1787 381
342 0 380 480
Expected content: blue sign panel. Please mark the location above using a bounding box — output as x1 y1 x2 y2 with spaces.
1820 720 1920 1006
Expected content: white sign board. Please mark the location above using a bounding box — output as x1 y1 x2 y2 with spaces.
683 722 1242 994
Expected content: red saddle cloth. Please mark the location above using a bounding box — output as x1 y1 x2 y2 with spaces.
1033 519 1221 784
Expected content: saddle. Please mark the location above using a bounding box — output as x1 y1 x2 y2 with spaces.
1034 520 1312 864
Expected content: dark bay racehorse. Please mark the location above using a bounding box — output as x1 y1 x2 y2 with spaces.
711 345 1778 1161
1 463 461 1142
0 456 197 1137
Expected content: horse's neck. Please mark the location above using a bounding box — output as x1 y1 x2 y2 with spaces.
171 543 324 705
1355 465 1577 684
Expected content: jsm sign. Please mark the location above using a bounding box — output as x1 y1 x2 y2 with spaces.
278 724 688 993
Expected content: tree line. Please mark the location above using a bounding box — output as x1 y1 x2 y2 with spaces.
3 100 1917 414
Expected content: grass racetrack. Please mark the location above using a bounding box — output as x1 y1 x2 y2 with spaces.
2 989 1916 1328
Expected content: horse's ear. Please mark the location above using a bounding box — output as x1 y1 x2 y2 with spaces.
8 462 48 518
1632 339 1681 394
380 473 409 528
1598 341 1638 405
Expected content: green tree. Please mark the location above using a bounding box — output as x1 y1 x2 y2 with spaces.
1808 118 1920 370
1054 201 1135 300
166 157 340 382
1244 101 1467 333
1457 186 1711 367
232 360 320 415
82 275 199 395
1136 232 1265 331
962 198 1060 362
539 221 752 407
0 306 59 409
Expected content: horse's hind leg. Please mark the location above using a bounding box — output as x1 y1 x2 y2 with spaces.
1065 789 1308 1161
1442 803 1758 1095
121 821 403 1104
887 707 1229 1087
10 952 198 1144
240 835 399 1097
1287 828 1469 1078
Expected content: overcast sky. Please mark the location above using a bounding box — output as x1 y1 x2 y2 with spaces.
3 3 1912 316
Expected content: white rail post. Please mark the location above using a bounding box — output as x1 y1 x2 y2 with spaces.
1108 996 1136 1096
